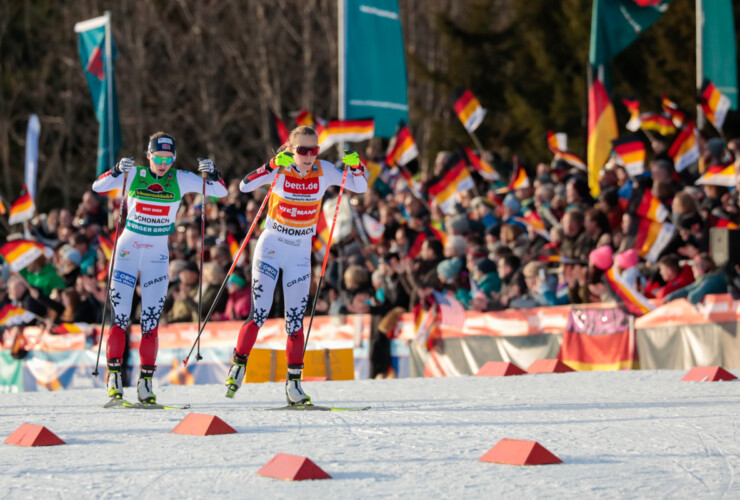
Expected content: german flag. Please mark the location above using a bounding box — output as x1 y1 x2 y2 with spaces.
428 222 447 247
428 159 475 215
386 125 419 167
0 304 36 326
227 233 246 267
462 147 498 182
612 135 646 177
661 94 686 128
362 155 382 186
453 89 487 133
98 234 115 260
712 215 739 230
640 113 676 136
667 122 700 173
629 187 668 222
397 166 423 199
52 322 86 334
8 185 35 225
621 98 641 132
547 134 587 172
312 208 331 257
407 232 428 260
587 77 618 197
559 308 637 371
605 268 655 317
318 118 375 152
499 157 530 193
696 164 736 187
633 217 674 262
0 239 45 272
514 209 549 239
269 110 290 147
295 109 315 127
701 79 732 131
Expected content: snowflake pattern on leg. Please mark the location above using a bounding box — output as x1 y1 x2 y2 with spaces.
285 295 309 339
113 313 128 329
250 307 268 327
109 289 122 309
251 278 264 302
141 297 165 336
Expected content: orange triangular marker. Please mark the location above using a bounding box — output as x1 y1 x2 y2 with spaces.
475 361 526 377
5 423 65 447
681 366 737 382
257 453 331 481
171 413 237 436
528 359 575 374
479 439 562 466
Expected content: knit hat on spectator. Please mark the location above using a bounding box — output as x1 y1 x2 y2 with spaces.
449 214 471 234
63 248 82 267
589 245 614 271
227 274 247 290
615 249 638 270
437 258 463 281
476 257 498 275
502 193 521 213
182 261 199 274
706 137 726 160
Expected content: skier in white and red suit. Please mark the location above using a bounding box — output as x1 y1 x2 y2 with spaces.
225 125 367 404
92 131 227 403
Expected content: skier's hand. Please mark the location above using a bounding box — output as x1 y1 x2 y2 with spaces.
114 157 135 175
270 151 294 170
197 158 215 176
341 150 362 171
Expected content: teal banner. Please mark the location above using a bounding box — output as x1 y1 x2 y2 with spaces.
589 0 671 66
76 15 121 176
0 350 23 393
343 0 408 138
702 0 738 109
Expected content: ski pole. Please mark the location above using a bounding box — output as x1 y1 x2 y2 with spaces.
196 163 208 361
182 166 282 366
92 169 129 377
302 166 349 358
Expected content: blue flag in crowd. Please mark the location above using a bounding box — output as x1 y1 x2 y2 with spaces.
75 14 121 176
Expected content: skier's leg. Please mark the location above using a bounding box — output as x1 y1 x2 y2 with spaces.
105 237 138 399
226 233 279 397
282 244 312 405
137 254 169 403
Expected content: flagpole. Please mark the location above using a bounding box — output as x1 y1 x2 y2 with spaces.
467 130 485 153
337 0 346 157
696 0 705 131
105 10 114 171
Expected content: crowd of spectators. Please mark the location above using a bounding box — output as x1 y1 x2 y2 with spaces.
2 134 740 375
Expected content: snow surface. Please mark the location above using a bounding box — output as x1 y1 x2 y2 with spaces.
1 370 740 499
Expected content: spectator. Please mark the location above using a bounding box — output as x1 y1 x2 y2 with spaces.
59 247 82 288
20 255 66 297
645 253 694 300
163 261 200 323
201 262 228 317
71 233 97 275
217 273 251 321
664 254 727 305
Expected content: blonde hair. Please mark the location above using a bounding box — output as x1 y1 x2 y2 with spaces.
277 126 318 153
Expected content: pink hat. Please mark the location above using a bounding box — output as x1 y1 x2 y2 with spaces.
615 249 639 270
589 245 614 271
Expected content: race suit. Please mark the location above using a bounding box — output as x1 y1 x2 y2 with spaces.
92 165 227 367
236 159 367 365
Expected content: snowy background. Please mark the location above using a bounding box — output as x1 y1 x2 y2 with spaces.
2 370 739 498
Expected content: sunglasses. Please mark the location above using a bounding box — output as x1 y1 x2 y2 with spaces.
293 145 320 157
151 155 175 165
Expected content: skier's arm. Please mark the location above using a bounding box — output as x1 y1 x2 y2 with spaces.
240 155 286 193
326 152 368 194
92 157 135 193
177 169 228 198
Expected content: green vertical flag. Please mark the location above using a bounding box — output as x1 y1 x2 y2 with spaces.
342 0 408 138
589 0 671 67
702 0 737 110
75 13 121 176
0 351 23 393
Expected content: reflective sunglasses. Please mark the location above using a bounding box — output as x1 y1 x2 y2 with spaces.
293 145 320 157
151 155 175 165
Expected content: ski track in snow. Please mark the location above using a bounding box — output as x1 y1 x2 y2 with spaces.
1 370 740 499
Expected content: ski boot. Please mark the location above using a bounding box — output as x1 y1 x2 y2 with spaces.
225 352 248 398
107 360 124 400
137 365 157 404
285 364 311 406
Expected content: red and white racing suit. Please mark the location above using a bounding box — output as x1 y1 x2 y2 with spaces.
236 159 367 365
92 166 227 369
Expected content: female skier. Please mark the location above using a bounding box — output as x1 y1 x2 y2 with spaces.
226 126 367 404
92 132 227 403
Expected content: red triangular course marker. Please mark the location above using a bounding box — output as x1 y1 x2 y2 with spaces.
5 423 65 447
681 366 737 382
257 453 331 481
171 413 237 436
479 439 562 466
528 359 575 374
476 361 526 377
